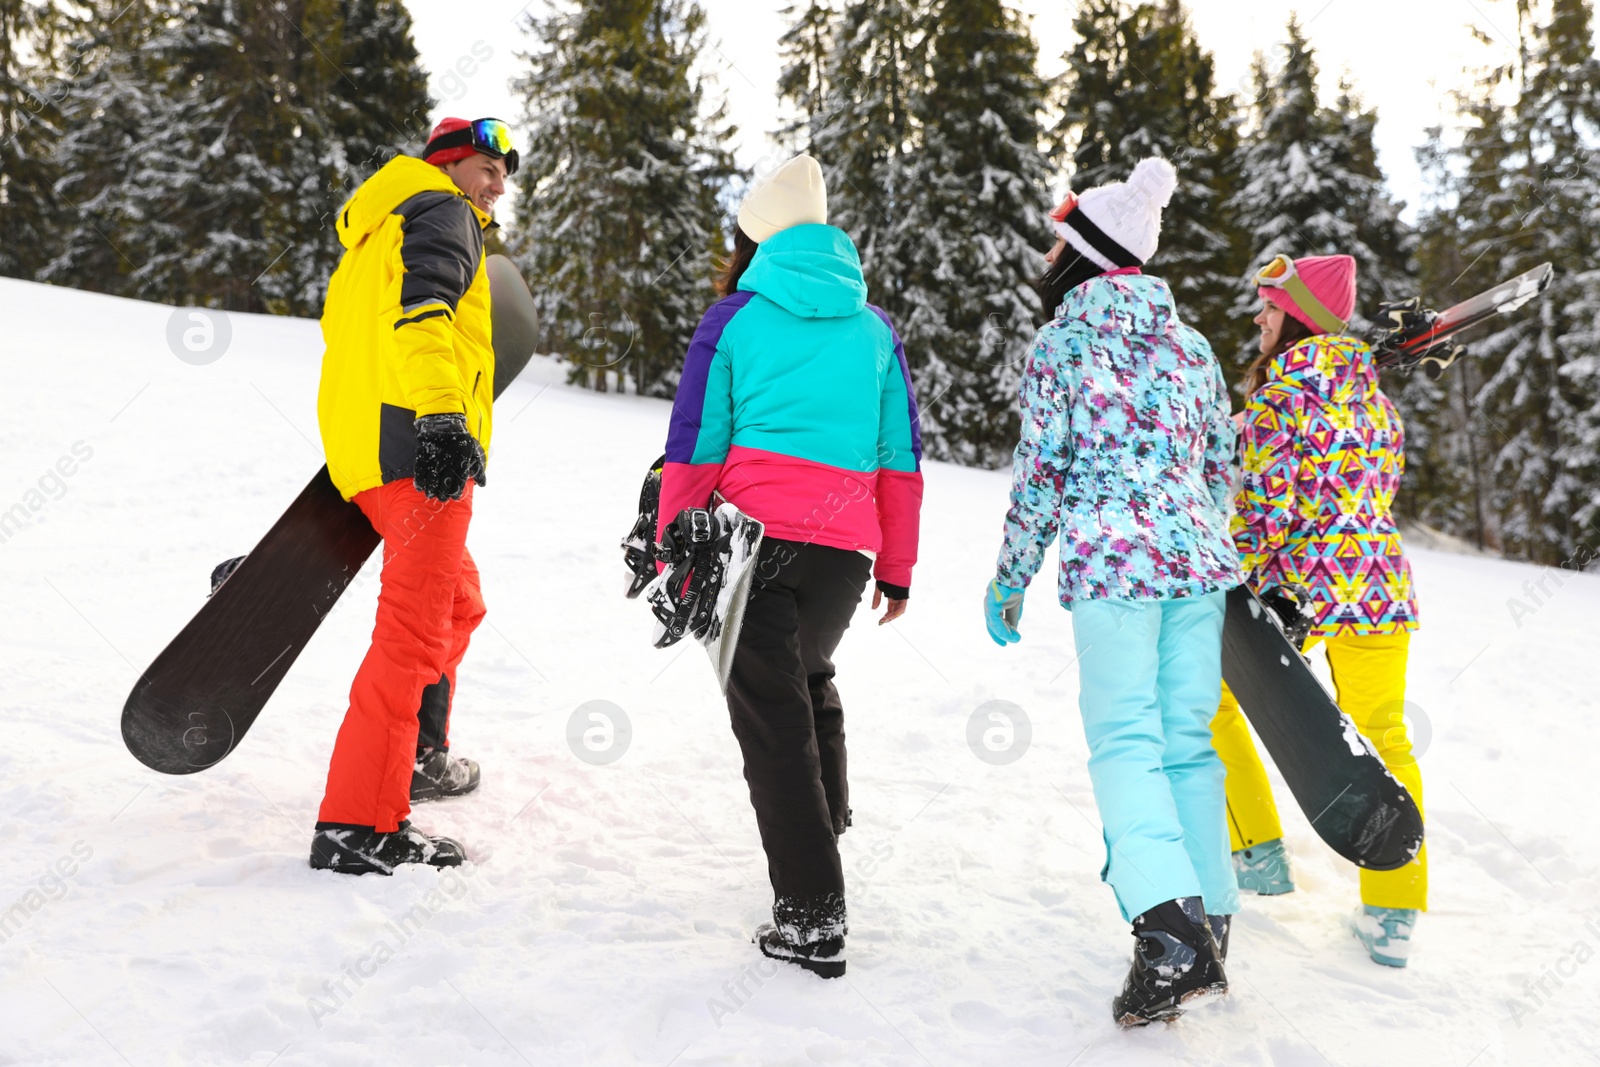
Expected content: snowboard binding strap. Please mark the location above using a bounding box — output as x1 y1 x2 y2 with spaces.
649 507 731 648
620 455 666 599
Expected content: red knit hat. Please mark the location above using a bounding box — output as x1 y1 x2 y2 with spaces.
1259 254 1357 333
423 117 479 167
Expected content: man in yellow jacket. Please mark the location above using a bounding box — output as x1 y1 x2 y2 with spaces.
309 118 517 875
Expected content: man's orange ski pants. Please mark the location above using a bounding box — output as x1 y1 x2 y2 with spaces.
316 480 484 831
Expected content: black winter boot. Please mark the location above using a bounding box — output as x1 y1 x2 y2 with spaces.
1112 897 1228 1027
411 747 480 802
309 820 466 875
755 894 848 978
755 923 846 979
1208 913 1231 963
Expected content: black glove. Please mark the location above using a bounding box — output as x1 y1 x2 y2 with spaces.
412 413 486 502
1261 582 1315 648
209 555 246 596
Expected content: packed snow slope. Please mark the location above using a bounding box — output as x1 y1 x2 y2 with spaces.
1 277 1597 1067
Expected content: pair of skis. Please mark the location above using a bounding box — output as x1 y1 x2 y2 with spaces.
1368 262 1553 378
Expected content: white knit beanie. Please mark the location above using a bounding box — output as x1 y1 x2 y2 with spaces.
1052 157 1178 270
738 154 828 243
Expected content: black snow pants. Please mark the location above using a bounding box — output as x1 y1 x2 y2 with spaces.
725 538 871 944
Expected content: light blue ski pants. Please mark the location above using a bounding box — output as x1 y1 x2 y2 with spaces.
1070 591 1240 923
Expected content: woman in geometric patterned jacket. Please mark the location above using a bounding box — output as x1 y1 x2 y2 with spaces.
1210 253 1427 969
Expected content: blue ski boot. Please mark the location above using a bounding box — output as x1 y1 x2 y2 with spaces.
1352 905 1416 968
1232 838 1295 895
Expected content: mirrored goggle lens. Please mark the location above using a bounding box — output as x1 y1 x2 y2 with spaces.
471 119 514 157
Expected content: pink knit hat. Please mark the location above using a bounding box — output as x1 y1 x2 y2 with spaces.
1258 254 1357 333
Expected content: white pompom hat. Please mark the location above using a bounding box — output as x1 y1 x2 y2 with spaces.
1048 157 1178 270
738 154 829 243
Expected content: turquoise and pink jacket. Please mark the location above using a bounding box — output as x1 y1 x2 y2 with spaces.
658 223 923 596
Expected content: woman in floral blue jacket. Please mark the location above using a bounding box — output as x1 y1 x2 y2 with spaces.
985 158 1242 1028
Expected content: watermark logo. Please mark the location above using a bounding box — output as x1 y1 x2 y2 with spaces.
436 40 494 101
306 864 480 1028
567 700 632 765
0 440 94 546
0 841 94 945
1507 913 1600 1028
706 958 781 1028
1371 700 1432 767
166 307 232 365
967 700 1031 765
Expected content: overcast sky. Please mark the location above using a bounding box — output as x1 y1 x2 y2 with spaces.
408 0 1548 226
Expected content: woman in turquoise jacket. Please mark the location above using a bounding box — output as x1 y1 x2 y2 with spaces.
659 155 923 979
984 158 1241 1027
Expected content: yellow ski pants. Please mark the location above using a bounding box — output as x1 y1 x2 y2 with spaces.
1210 631 1427 910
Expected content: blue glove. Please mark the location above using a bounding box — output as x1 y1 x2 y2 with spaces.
984 580 1025 646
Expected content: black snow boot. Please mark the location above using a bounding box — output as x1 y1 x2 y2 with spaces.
411 747 480 802
1112 896 1228 1028
756 895 848 978
754 923 846 979
309 820 466 875
1208 914 1231 963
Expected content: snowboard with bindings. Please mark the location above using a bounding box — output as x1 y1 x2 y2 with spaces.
121 254 541 775
1370 262 1553 378
1221 584 1424 871
620 454 665 599
621 461 763 693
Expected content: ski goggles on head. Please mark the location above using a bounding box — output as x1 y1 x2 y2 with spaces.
1047 192 1081 240
1254 253 1347 332
426 118 520 175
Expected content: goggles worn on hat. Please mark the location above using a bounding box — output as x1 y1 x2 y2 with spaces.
427 118 520 176
1047 190 1140 269
1254 253 1347 332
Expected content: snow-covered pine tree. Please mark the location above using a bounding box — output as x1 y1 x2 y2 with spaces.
323 0 432 188
774 0 837 153
892 0 1050 466
1398 121 1502 545
41 0 182 300
1054 0 1246 372
513 0 734 396
806 0 923 325
46 0 429 314
130 0 313 312
1226 15 1416 379
0 0 81 281
272 0 434 315
1459 0 1600 563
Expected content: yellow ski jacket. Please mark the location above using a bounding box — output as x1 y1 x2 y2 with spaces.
317 155 495 501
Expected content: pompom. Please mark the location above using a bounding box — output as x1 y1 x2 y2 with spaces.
1127 157 1178 209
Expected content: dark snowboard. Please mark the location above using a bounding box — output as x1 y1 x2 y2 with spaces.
121 254 540 774
1221 585 1424 871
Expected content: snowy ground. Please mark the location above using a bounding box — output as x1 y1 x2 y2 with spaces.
2 277 1597 1067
